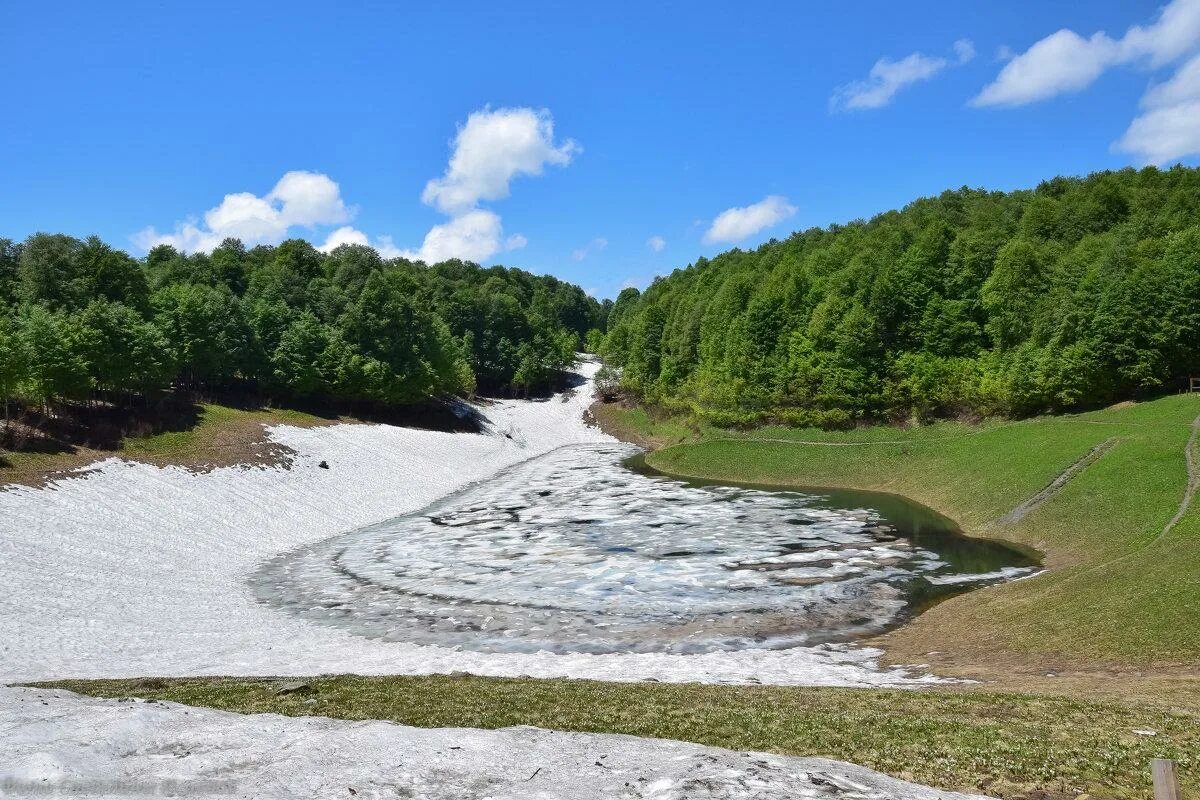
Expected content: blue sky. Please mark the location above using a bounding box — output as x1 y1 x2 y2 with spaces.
3 1 1199 298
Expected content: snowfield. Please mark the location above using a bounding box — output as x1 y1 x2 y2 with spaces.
0 359 988 799
0 686 987 800
0 358 943 687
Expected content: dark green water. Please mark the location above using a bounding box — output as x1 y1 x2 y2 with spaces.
627 452 1042 617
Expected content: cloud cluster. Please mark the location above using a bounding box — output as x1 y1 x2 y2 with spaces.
831 39 975 111
646 235 666 253
140 107 578 264
133 171 353 253
382 107 576 264
972 0 1200 163
703 195 796 244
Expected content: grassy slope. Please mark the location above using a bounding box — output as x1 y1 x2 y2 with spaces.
40 675 1198 799
0 403 331 487
631 394 1200 676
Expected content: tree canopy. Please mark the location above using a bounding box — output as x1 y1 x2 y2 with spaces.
602 166 1200 426
0 235 605 426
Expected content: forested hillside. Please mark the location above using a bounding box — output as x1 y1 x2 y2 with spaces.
603 167 1200 426
0 235 605 438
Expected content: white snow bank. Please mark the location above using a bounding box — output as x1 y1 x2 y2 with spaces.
0 359 943 686
0 686 989 800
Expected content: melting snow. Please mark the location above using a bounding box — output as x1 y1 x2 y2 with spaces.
0 686 991 800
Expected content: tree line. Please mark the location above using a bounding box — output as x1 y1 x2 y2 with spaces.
602 166 1200 427
0 234 607 437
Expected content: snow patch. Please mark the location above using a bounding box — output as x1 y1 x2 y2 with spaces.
0 686 991 800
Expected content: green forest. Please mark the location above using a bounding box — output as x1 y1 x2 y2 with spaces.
602 166 1200 427
0 235 606 438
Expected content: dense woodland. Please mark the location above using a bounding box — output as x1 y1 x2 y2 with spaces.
602 166 1200 427
5 166 1199 447
0 235 606 442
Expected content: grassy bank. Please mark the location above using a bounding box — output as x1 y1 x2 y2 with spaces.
595 395 1200 687
38 674 1197 799
0 402 333 488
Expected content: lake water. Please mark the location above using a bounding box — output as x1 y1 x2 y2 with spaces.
251 442 1037 655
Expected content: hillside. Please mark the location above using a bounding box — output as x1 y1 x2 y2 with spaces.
0 234 606 467
593 392 1200 695
603 167 1200 425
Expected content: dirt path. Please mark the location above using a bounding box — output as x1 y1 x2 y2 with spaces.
1159 412 1200 540
992 437 1119 526
709 424 1020 448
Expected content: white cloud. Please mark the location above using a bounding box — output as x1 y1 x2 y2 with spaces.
570 237 608 261
830 40 974 112
831 52 948 110
1141 52 1200 108
421 107 579 214
646 235 666 253
1122 0 1200 67
703 195 797 244
400 209 506 264
1116 53 1200 163
319 225 369 251
973 0 1200 107
133 170 352 253
268 171 353 227
134 108 578 265
403 106 578 264
971 30 1120 107
954 39 977 64
318 226 404 259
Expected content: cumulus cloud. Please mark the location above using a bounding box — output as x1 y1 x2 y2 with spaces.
830 40 974 111
646 235 666 253
133 170 353 253
317 226 404 258
397 210 506 264
421 107 579 214
319 225 369 251
703 196 797 244
399 106 578 264
972 0 1200 107
1116 53 1200 163
134 107 576 265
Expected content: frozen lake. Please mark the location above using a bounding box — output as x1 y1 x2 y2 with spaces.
252 442 1036 655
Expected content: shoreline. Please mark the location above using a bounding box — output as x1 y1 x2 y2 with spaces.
588 398 1200 706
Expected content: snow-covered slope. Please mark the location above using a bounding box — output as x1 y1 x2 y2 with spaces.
0 359 938 686
0 686 987 800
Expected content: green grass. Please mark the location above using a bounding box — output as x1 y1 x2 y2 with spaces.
1 402 331 487
39 674 1199 799
612 394 1200 667
120 403 325 458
